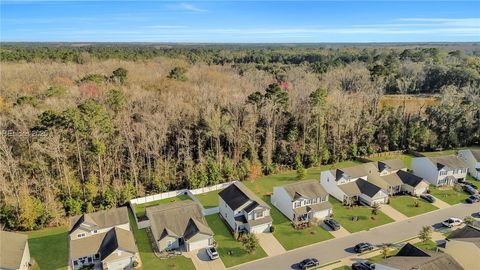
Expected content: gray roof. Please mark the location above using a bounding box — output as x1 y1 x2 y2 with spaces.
376 159 406 172
428 155 468 170
219 182 270 211
0 231 28 270
247 215 273 227
69 227 138 262
470 149 480 161
293 201 333 216
447 225 480 248
332 164 368 181
146 200 213 242
69 207 129 234
338 181 362 197
282 180 328 201
379 243 463 270
383 170 425 187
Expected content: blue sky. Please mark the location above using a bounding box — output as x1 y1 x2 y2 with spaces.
1 1 479 42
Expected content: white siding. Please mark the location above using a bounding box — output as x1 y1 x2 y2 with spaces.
359 190 388 206
412 157 440 186
218 196 236 231
459 150 480 180
105 256 134 270
187 237 212 251
320 171 347 202
271 187 294 220
312 209 332 220
249 223 271 234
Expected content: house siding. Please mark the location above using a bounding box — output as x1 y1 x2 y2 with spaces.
459 150 480 180
320 171 347 202
218 196 237 231
412 157 441 186
271 186 295 220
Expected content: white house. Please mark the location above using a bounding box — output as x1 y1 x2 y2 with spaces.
271 180 333 222
0 231 30 270
458 149 480 180
411 156 468 186
219 182 273 234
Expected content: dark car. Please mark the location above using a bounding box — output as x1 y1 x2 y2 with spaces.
420 194 436 203
354 243 374 253
324 218 341 231
465 182 478 189
463 185 478 195
466 194 480 203
352 261 375 270
299 258 320 270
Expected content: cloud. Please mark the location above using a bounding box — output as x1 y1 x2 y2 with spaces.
179 3 207 12
398 18 480 27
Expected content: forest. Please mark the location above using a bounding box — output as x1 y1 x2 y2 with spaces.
0 44 479 230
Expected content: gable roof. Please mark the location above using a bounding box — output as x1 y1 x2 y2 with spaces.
332 164 368 181
219 182 269 211
470 149 480 161
69 227 137 261
428 155 468 170
383 170 425 187
0 231 28 270
376 159 406 172
447 225 480 248
146 200 213 242
69 207 129 234
355 178 383 197
282 180 328 201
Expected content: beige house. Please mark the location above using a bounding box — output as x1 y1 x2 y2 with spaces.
0 231 30 270
146 200 214 252
443 225 480 270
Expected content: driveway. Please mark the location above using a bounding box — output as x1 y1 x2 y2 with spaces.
230 203 478 270
258 232 286 256
320 223 351 238
186 249 226 270
431 198 451 209
380 204 408 221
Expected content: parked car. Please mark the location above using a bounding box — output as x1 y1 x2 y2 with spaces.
442 217 463 228
464 182 478 189
206 247 219 260
354 243 374 253
298 258 320 270
420 194 436 203
324 218 341 231
462 185 478 195
466 194 480 203
352 261 376 270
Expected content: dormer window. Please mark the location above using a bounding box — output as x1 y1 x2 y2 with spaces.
255 211 263 219
77 233 86 238
93 230 98 234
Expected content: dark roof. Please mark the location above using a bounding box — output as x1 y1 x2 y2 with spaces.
0 231 28 269
282 180 328 201
69 207 129 234
395 170 425 187
447 225 480 247
219 182 269 211
396 243 429 257
428 155 468 170
244 202 259 213
355 178 383 197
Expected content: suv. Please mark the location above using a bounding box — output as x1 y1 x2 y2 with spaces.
463 185 478 195
466 194 480 203
206 247 219 260
299 258 320 270
442 218 463 228
420 194 436 203
354 243 374 253
465 182 478 189
324 218 341 231
352 261 375 270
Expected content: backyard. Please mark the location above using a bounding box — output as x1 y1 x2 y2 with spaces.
388 195 438 217
368 153 415 169
24 226 68 270
196 189 223 208
205 214 268 267
429 186 469 205
133 194 191 219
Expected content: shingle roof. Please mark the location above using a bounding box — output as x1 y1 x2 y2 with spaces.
69 207 129 234
333 164 368 181
471 149 480 161
355 178 383 197
0 231 28 270
447 225 480 248
377 159 406 172
383 170 425 187
428 155 468 170
219 182 269 211
338 181 362 196
282 180 328 201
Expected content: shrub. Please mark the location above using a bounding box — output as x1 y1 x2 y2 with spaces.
16 96 37 107
78 73 107 84
132 260 139 268
167 67 188 81
44 86 67 97
270 225 275 233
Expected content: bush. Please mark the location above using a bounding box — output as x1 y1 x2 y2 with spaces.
16 96 37 107
270 226 275 233
167 67 188 81
132 260 139 268
44 86 67 97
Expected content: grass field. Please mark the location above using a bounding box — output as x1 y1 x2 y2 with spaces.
24 226 68 270
422 149 458 157
196 189 223 208
133 194 191 219
368 153 415 169
330 199 394 233
429 186 469 205
388 195 438 217
379 95 439 114
206 214 267 267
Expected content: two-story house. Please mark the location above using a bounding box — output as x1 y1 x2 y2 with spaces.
458 149 480 180
68 207 140 270
0 231 30 270
218 182 273 234
146 200 214 252
412 156 468 186
271 180 332 222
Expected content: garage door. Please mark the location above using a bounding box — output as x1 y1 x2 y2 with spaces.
106 257 132 270
188 238 210 251
414 186 428 196
313 209 331 220
250 223 271 234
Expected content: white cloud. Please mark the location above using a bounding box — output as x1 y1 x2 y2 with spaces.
179 3 207 12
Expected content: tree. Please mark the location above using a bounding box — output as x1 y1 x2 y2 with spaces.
419 226 432 242
295 155 306 180
241 233 259 254
464 216 476 225
381 245 390 259
167 67 188 81
111 67 128 84
371 203 380 215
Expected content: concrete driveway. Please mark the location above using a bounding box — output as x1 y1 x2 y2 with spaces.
320 223 351 238
380 204 408 221
258 232 286 256
431 197 451 209
185 249 226 270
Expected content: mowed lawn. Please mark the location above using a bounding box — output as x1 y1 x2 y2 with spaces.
133 194 191 219
421 149 458 157
368 153 415 169
24 226 68 270
267 199 333 250
330 199 394 233
196 189 223 208
429 186 469 205
388 195 438 217
128 211 195 270
206 214 267 267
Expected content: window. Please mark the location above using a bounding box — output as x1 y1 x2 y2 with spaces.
93 230 97 234
94 253 100 260
167 240 173 247
77 233 86 238
294 201 301 208
255 211 263 219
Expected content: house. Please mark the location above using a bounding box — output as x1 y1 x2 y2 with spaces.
218 182 273 234
412 156 468 186
0 231 30 270
443 224 480 270
68 207 140 270
375 243 463 270
320 164 389 206
146 200 214 252
382 170 430 196
458 149 480 180
271 180 332 222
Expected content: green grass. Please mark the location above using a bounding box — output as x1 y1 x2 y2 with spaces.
388 195 438 217
205 214 267 267
367 240 437 263
330 199 394 233
421 149 458 157
267 199 333 250
133 194 191 219
23 226 68 270
128 210 195 270
429 186 469 205
368 154 415 169
196 189 223 208
332 267 352 270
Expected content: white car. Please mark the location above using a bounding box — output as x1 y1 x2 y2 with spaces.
206 247 219 260
442 217 463 228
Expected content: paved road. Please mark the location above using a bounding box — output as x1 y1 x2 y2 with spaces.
231 203 479 270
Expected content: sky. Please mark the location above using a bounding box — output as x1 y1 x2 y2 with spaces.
1 1 479 43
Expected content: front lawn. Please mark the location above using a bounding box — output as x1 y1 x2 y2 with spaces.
429 186 469 205
368 154 415 169
330 199 394 233
196 189 223 208
206 214 267 267
133 194 191 219
388 195 438 217
128 210 195 270
24 226 68 270
267 200 333 250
